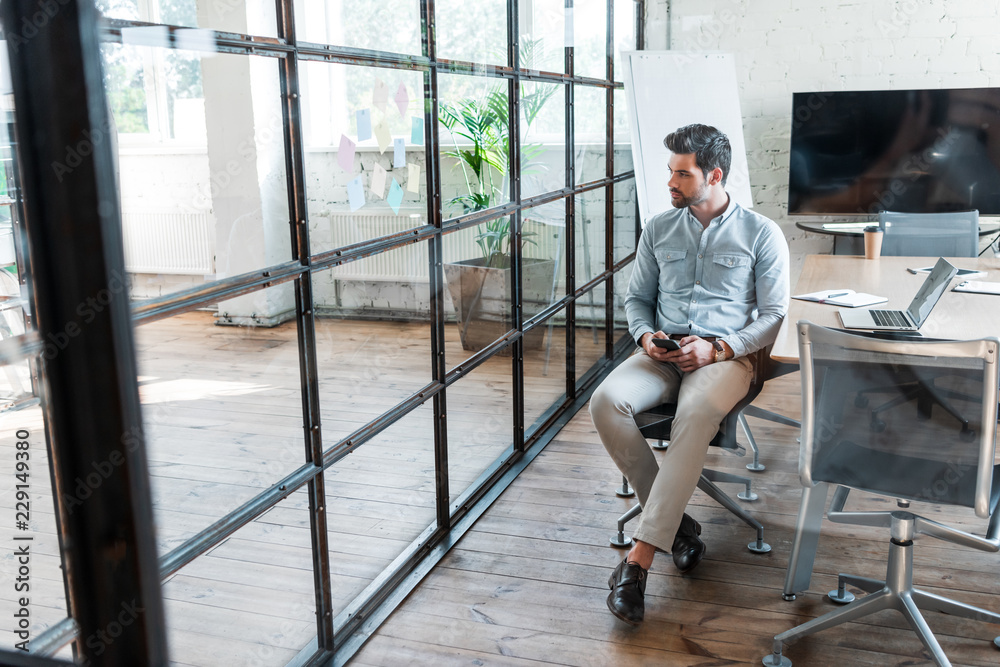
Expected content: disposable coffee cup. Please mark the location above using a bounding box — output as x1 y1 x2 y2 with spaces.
864 225 883 260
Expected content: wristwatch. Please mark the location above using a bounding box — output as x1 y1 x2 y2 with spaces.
712 340 726 363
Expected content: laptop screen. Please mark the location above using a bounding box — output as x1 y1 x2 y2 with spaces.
906 257 959 325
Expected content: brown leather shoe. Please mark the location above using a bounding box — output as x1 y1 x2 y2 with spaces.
606 558 647 625
671 513 706 573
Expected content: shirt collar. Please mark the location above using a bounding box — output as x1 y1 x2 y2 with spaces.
712 193 739 226
684 192 739 228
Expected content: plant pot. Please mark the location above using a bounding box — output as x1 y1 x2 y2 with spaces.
443 256 556 353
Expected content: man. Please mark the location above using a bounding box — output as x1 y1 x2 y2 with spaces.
589 124 789 625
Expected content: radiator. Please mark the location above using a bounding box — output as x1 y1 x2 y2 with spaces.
122 212 215 275
325 210 567 282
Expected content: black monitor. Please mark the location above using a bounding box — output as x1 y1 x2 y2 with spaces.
787 88 1000 216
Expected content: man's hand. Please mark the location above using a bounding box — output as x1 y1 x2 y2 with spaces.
642 332 718 372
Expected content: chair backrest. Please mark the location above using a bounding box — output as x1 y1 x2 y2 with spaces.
796 321 999 517
878 210 979 257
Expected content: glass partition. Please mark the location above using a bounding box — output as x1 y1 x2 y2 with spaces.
97 0 280 44
294 0 422 55
325 405 438 617
2 0 642 662
439 73 511 218
447 364 514 504
300 61 429 254
104 45 292 300
436 0 508 65
573 0 608 79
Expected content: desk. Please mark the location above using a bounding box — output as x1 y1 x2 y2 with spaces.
795 220 1000 256
774 254 1000 600
772 254 1000 364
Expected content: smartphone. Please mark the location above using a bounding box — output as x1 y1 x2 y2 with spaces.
651 337 681 351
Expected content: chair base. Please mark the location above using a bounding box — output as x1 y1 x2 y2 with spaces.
614 475 634 498
765 513 1000 667
610 471 770 554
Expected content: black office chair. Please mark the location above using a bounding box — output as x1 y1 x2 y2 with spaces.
609 346 796 555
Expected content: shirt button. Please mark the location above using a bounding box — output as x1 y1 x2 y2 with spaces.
698 254 703 259
695 280 700 285
692 300 697 304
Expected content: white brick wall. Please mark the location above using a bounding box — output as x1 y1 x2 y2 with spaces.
646 0 1000 274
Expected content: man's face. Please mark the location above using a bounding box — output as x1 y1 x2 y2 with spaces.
667 152 710 209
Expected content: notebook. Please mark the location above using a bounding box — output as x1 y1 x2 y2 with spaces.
792 289 887 308
952 281 1000 295
838 257 958 331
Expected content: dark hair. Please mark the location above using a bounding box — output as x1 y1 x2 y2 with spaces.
663 124 731 186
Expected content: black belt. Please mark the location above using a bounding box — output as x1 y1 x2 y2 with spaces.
668 333 719 342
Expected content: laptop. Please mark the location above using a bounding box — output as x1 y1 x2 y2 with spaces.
838 257 959 331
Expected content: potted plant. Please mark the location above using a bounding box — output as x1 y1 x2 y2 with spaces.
440 51 558 352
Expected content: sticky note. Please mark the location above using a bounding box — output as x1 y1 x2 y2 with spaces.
347 175 365 212
410 116 424 145
393 138 406 169
407 164 420 194
373 79 389 112
371 163 387 199
374 118 391 154
394 83 409 116
356 109 372 141
337 134 356 171
387 179 404 215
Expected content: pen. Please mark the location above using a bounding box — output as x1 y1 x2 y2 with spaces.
826 292 849 298
906 268 918 274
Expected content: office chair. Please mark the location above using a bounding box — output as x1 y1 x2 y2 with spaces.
610 347 795 555
878 209 979 257
853 210 982 434
763 322 1000 667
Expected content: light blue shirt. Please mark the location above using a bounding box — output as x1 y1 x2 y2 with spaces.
625 196 790 358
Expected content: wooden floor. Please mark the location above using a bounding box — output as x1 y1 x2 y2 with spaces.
2 314 999 665
0 312 606 665
352 373 1000 667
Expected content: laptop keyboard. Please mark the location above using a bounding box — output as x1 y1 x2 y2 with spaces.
869 309 910 328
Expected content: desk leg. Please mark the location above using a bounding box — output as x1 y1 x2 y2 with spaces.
782 482 829 601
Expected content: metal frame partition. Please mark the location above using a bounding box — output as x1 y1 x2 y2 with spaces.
0 0 644 664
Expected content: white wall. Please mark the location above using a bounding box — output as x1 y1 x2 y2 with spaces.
646 0 1000 275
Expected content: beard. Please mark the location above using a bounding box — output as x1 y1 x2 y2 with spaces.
670 182 710 209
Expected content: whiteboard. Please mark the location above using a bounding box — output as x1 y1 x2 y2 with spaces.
622 51 753 225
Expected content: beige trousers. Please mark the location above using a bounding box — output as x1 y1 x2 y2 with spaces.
589 350 753 552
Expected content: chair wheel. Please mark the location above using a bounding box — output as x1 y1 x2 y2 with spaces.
854 395 868 408
870 419 886 433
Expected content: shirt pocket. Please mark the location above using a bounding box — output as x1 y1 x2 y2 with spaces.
704 253 753 296
655 248 689 292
